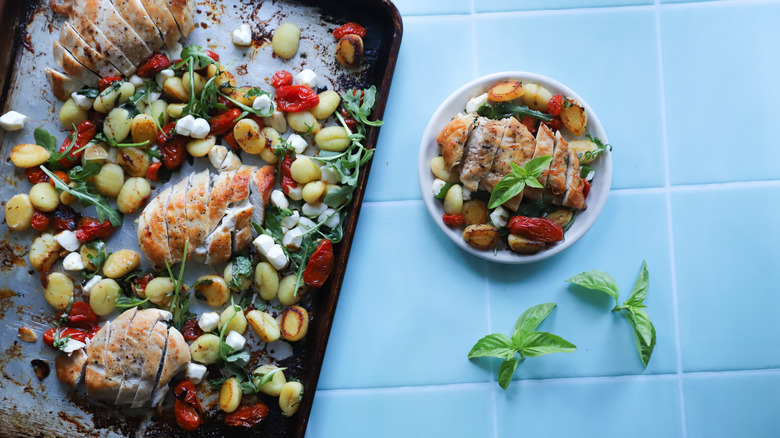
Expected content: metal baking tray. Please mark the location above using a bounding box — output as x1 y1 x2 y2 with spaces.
0 0 402 436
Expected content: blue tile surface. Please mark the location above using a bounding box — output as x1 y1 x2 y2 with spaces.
661 2 780 185
495 376 683 438
475 0 652 12
308 385 494 437
318 201 491 389
474 9 666 189
367 16 476 202
672 185 780 371
684 372 780 438
485 191 677 380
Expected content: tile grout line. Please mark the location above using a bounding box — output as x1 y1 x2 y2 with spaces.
653 0 688 436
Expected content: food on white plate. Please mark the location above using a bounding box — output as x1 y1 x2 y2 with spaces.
432 80 610 255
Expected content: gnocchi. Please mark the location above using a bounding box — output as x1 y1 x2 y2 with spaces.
272 22 301 60
89 278 121 315
44 273 74 310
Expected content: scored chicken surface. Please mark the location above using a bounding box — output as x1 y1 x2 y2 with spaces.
481 117 537 211
437 113 477 171
459 118 510 192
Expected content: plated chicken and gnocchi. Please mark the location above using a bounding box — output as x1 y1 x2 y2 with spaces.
1 0 389 434
419 72 612 262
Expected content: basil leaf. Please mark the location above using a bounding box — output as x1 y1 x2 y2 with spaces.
565 270 620 305
34 127 58 152
477 102 553 122
580 164 594 179
498 357 521 390
228 256 253 290
516 331 577 357
512 303 556 338
434 182 454 200
626 260 649 307
624 308 656 367
488 174 524 209
115 295 151 310
76 87 100 99
523 155 554 177
467 333 515 359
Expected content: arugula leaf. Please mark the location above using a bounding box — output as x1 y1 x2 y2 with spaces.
468 303 575 389
323 185 354 208
477 102 553 122
581 135 612 163
115 295 152 310
251 367 286 389
228 256 253 290
82 240 107 280
68 161 101 182
565 270 620 305
341 86 384 128
488 156 552 209
40 166 122 226
94 132 150 149
176 45 220 70
165 241 191 330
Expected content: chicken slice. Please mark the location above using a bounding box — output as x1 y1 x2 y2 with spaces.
243 165 277 249
523 124 556 201
459 118 510 192
166 176 190 262
481 117 536 211
203 166 253 264
73 0 153 67
94 308 139 402
163 0 195 38
562 148 587 210
52 41 100 88
131 320 168 408
59 21 121 78
232 199 254 254
137 186 173 270
139 0 182 48
437 113 477 171
543 131 570 204
46 68 85 101
112 0 165 51
151 326 190 407
115 309 171 405
185 169 211 260
55 347 88 387
84 320 110 398
69 15 136 76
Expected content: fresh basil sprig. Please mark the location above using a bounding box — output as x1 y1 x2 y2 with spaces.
566 261 655 367
468 303 576 389
487 155 552 209
477 102 553 122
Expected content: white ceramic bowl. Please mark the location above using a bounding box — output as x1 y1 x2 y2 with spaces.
418 71 612 263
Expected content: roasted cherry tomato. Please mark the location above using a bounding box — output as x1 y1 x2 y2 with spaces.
542 117 563 132
281 176 298 195
304 239 334 288
205 50 220 62
42 327 88 350
507 216 564 243
174 380 203 432
31 211 50 231
223 131 239 149
58 302 99 329
338 108 357 131
131 272 155 298
281 154 294 178
136 52 171 78
548 94 564 116
58 120 97 169
442 213 465 227
333 22 367 39
225 402 269 428
157 122 187 170
520 116 538 135
181 319 203 342
271 70 293 88
75 217 116 242
25 166 48 184
98 76 122 92
274 85 319 112
209 108 242 136
146 162 162 181
49 171 70 187
50 204 79 231
583 179 591 198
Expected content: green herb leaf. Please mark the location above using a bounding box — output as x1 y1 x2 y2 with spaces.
467 333 515 359
115 295 151 310
434 182 454 200
498 357 521 390
251 367 286 389
512 302 557 338
477 102 553 122
581 135 612 163
623 307 656 367
487 155 552 209
323 185 354 208
341 86 384 128
228 256 253 290
40 166 122 226
580 164 594 179
626 260 649 308
34 127 58 152
75 88 99 99
565 270 620 305
83 240 107 279
515 331 577 357
68 161 101 182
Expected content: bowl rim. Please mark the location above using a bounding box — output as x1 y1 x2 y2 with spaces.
417 71 613 264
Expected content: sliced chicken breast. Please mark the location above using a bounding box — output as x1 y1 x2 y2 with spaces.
69 15 136 76
55 348 88 387
151 326 190 407
437 113 477 171
543 131 570 204
459 118 510 192
185 170 211 260
481 117 536 211
74 0 153 67
84 320 110 397
94 308 138 402
523 123 556 201
46 68 85 101
139 0 182 48
164 0 195 38
131 320 168 408
166 177 190 262
52 41 101 88
137 186 173 270
112 0 165 51
59 22 121 78
114 309 170 405
562 148 587 210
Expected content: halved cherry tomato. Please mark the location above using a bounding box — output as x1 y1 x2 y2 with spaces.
137 53 171 78
520 116 538 135
583 179 591 198
146 162 162 181
209 108 242 136
281 154 294 178
181 319 203 342
303 239 334 287
205 50 220 62
281 176 298 195
98 76 122 92
42 327 88 350
31 211 50 231
271 70 293 88
25 166 48 184
75 217 116 242
174 380 203 432
50 204 79 231
548 95 564 116
333 22 367 39
507 216 564 243
131 272 155 298
274 85 319 112
58 120 97 169
58 302 98 329
542 117 563 132
442 213 465 227
157 122 187 170
338 108 357 131
49 171 70 187
223 131 239 149
225 402 269 428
